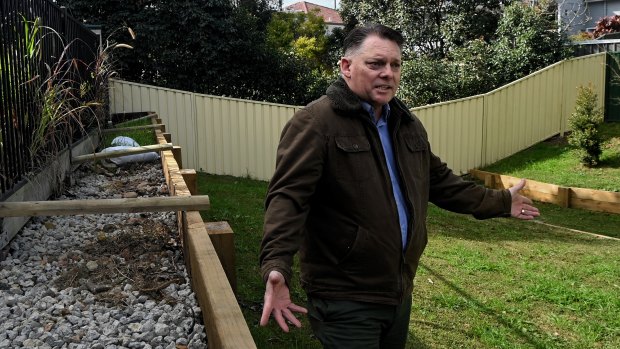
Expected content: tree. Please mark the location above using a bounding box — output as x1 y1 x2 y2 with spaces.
442 1 511 48
339 0 511 59
266 10 329 69
491 2 569 85
339 0 571 106
339 0 446 58
56 0 327 105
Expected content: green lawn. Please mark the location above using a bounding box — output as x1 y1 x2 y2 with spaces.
481 122 620 192
100 117 156 147
198 173 620 349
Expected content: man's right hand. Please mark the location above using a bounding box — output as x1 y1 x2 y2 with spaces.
259 270 308 332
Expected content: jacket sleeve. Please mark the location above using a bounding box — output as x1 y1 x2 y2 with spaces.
428 148 512 219
259 109 325 286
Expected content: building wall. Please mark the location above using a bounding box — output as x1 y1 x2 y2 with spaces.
562 0 620 34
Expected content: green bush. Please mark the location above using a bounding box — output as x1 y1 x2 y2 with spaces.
568 85 604 167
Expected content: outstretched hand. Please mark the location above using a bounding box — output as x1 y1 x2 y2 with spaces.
260 270 308 332
508 179 540 220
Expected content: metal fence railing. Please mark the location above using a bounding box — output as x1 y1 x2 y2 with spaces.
572 39 620 57
0 0 98 198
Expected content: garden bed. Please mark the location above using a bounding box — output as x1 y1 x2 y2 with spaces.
0 160 207 348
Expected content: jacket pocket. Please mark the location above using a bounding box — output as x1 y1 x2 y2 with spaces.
333 136 373 181
404 135 427 152
337 225 393 277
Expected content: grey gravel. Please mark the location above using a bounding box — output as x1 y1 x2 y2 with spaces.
0 162 207 348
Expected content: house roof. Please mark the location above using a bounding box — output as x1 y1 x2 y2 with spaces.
284 1 343 25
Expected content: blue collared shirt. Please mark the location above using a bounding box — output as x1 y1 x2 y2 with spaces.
361 101 410 250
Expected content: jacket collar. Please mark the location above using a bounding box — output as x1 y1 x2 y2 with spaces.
326 77 414 123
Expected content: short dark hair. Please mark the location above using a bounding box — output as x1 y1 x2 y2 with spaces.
343 24 404 56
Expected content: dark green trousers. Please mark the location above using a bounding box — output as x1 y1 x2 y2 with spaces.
307 295 413 349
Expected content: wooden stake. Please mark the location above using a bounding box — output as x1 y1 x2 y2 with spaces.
172 146 182 169
163 132 172 143
179 169 197 195
72 144 173 164
205 221 237 293
0 195 210 217
484 173 496 189
557 186 571 208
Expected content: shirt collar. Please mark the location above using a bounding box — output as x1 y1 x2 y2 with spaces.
360 101 391 124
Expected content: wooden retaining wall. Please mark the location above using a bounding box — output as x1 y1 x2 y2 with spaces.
152 113 257 349
470 169 620 215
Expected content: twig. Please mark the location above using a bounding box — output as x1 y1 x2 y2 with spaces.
115 267 134 282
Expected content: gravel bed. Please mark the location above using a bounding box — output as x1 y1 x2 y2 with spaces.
0 161 207 349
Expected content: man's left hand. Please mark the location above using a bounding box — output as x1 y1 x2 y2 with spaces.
508 179 540 220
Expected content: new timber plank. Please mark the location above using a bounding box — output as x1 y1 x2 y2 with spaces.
470 169 620 214
72 144 173 164
0 196 210 217
186 212 256 349
154 114 257 348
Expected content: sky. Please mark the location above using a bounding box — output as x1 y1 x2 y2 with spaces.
281 0 340 9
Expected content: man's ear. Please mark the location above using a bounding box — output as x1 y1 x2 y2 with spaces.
340 57 352 78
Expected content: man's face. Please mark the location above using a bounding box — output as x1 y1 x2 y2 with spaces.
340 35 402 112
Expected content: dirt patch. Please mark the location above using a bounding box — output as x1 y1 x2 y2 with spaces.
543 134 569 146
53 216 185 306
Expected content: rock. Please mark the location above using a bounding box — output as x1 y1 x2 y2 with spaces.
86 261 98 271
154 323 169 336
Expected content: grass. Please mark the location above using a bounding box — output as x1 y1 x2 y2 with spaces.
100 117 156 147
481 122 620 192
197 173 620 349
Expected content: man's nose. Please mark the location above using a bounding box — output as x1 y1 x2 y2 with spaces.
379 64 393 78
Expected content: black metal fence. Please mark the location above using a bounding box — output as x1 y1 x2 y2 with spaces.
572 39 620 57
0 0 98 198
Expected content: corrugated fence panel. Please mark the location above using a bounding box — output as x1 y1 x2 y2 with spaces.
188 92 298 180
413 95 484 175
560 53 606 134
483 61 561 166
482 53 605 167
109 53 606 180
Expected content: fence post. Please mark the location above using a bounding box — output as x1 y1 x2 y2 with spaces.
559 58 567 137
60 6 68 40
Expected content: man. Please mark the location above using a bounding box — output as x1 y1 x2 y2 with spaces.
259 23 539 348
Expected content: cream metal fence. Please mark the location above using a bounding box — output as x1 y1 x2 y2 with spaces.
110 53 606 180
413 53 606 172
110 80 300 179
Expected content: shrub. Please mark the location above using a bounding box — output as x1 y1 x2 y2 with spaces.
568 85 604 167
593 15 620 38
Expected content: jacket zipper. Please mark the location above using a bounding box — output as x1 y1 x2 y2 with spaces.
363 113 407 303
391 112 414 304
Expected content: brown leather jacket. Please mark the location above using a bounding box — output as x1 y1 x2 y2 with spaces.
260 78 511 305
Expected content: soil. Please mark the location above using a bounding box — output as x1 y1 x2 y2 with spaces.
543 133 569 146
51 161 186 306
